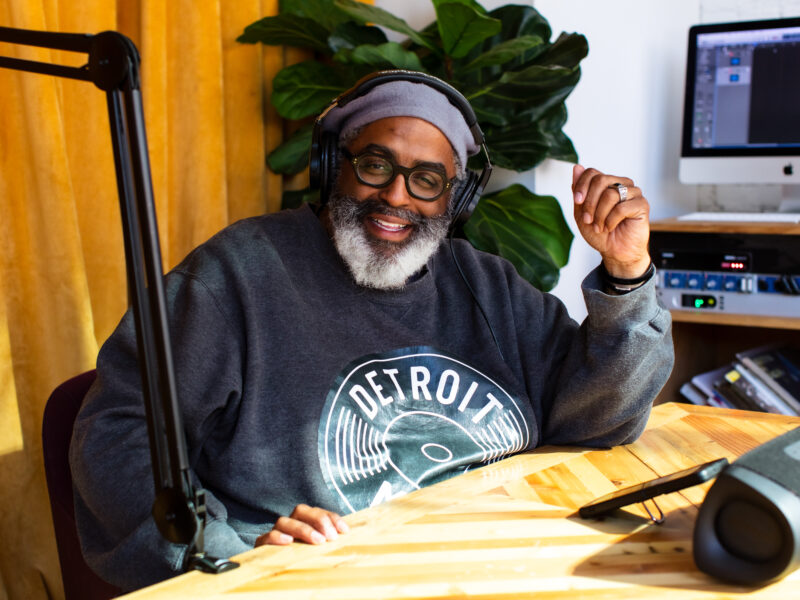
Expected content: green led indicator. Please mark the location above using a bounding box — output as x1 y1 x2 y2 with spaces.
683 295 717 309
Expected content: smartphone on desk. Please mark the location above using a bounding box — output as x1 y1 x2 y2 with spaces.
578 457 729 519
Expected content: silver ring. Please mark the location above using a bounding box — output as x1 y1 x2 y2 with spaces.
610 182 628 202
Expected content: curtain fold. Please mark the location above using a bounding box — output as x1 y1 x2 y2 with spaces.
0 1 283 598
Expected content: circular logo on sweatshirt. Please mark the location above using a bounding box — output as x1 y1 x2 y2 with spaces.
317 347 533 513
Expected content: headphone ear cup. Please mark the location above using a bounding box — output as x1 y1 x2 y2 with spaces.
450 172 480 229
314 131 339 205
309 121 323 191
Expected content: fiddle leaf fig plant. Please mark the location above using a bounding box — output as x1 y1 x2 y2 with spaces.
238 0 587 291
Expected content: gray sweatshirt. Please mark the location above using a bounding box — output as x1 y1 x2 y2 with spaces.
70 204 673 591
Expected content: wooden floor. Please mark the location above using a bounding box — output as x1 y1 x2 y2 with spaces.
123 403 800 599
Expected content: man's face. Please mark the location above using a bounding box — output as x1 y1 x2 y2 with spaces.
337 116 456 242
326 117 458 290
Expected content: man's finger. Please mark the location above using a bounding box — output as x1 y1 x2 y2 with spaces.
255 528 293 547
580 173 635 225
592 187 626 232
572 164 587 203
291 505 341 540
597 184 642 230
275 515 328 544
331 513 350 534
603 196 649 232
573 166 600 207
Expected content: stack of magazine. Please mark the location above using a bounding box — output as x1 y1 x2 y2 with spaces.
680 345 800 416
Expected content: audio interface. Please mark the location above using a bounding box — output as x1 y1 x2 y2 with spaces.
649 225 800 318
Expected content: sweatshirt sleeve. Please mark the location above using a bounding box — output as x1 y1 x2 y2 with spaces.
540 266 674 447
69 270 251 592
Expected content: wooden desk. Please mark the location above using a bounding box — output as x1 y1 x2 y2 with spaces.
123 403 800 599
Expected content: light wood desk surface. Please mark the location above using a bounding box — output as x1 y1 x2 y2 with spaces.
123 403 800 599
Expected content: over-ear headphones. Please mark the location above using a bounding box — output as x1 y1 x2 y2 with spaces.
309 70 492 228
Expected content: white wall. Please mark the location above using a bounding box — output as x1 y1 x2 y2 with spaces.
375 0 799 320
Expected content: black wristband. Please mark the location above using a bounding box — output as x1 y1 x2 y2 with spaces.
601 261 655 286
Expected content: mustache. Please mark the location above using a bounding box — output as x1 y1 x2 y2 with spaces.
356 198 426 225
333 195 452 229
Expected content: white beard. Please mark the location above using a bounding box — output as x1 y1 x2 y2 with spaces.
328 193 452 290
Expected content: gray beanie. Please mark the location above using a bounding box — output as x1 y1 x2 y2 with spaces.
321 80 479 169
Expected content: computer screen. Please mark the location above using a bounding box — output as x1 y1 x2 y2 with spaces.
679 17 800 185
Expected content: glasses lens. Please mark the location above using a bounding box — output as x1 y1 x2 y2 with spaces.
408 170 445 199
355 155 393 185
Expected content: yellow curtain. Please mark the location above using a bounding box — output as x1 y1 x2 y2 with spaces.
0 0 285 598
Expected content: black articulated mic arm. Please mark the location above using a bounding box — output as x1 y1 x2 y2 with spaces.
0 26 237 575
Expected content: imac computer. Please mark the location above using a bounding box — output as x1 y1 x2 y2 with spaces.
679 17 800 197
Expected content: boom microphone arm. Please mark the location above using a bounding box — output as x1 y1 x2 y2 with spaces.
0 26 237 575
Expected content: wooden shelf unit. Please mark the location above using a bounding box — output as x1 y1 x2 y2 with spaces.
650 217 800 236
651 218 800 405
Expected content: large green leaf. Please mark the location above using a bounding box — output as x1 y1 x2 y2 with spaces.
434 2 501 59
466 63 580 137
484 121 551 171
542 129 578 163
471 104 510 127
328 22 388 52
484 102 577 171
461 36 544 72
334 42 425 71
237 14 331 52
271 62 353 119
267 122 314 175
334 0 437 52
453 5 581 142
464 184 573 290
279 0 353 32
482 64 578 100
456 4 551 87
489 4 551 47
537 102 569 134
534 104 578 162
533 32 589 69
466 69 573 118
513 77 578 124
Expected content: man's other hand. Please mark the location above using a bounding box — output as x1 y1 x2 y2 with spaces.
572 164 651 279
255 504 350 546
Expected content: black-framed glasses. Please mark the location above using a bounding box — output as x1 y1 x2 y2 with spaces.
342 149 455 201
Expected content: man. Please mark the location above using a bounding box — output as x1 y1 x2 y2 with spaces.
70 72 673 591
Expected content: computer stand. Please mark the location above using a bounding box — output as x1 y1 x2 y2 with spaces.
779 186 800 213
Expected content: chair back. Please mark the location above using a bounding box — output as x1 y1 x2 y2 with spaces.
42 370 121 600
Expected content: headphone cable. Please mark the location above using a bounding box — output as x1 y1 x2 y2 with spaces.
448 232 507 364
